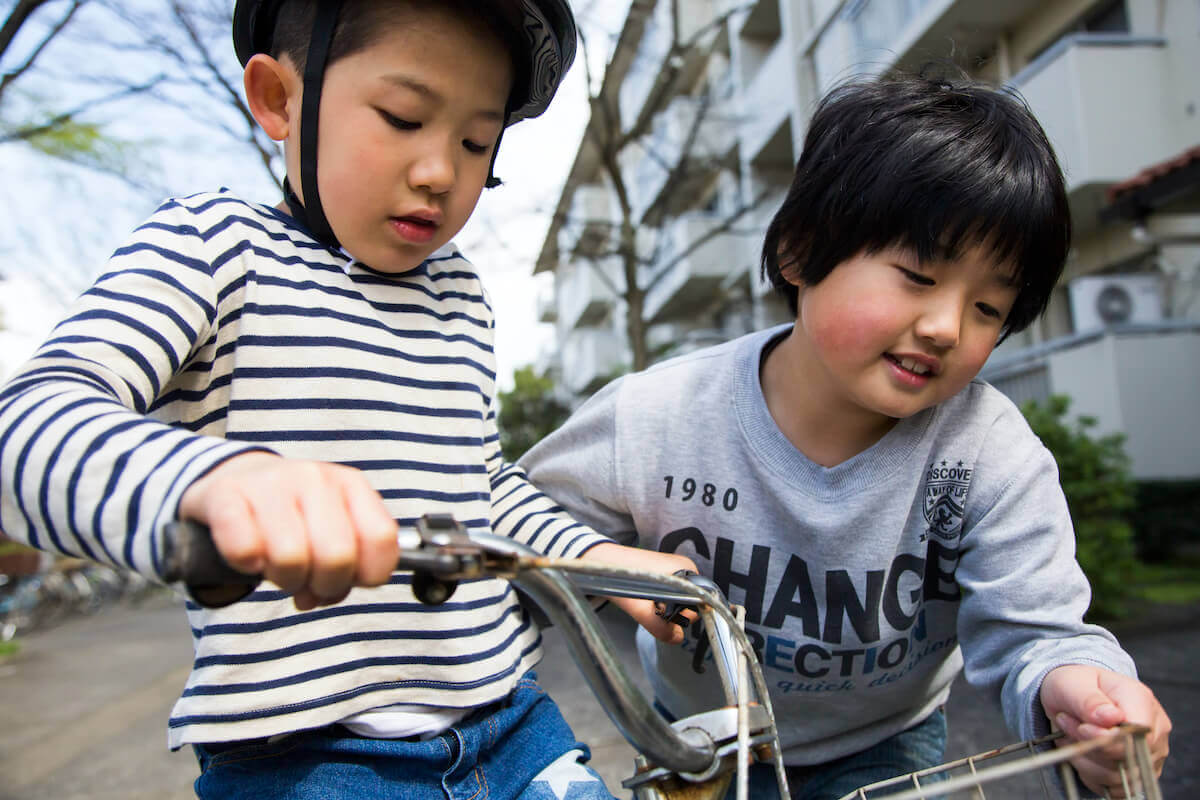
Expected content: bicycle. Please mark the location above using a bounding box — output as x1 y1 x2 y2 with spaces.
0 567 74 639
162 514 1162 800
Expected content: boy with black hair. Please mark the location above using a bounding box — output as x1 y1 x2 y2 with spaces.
521 73 1171 798
0 1 696 798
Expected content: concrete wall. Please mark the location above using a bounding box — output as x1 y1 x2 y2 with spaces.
1048 335 1125 434
1112 330 1200 479
1043 328 1200 480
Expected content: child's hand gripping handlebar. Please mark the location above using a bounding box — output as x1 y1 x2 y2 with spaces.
162 513 523 607
160 514 791 800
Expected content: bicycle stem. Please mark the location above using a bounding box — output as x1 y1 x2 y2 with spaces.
533 556 791 800
510 565 718 775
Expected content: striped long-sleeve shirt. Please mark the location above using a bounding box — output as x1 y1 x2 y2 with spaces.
0 190 611 748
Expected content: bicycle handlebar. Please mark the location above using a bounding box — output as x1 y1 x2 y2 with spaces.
161 516 717 611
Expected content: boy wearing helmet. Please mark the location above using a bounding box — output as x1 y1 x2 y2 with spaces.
0 1 696 798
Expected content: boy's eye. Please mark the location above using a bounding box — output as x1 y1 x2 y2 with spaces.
898 267 935 286
976 302 1004 320
379 110 419 131
463 139 490 155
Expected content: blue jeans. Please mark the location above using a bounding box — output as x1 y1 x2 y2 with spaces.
193 672 614 800
725 708 948 800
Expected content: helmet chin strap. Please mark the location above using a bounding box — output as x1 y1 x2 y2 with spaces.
286 0 510 240
286 0 343 251
485 123 508 189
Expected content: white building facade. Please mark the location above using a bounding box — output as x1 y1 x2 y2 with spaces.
535 0 1200 479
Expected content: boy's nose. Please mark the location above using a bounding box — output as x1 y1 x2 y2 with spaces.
915 297 963 349
409 146 456 196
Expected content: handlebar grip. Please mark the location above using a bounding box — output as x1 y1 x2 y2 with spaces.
161 519 263 607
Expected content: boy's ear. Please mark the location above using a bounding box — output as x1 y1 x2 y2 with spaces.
243 53 297 142
776 243 806 287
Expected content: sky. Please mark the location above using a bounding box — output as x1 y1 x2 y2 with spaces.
0 0 628 388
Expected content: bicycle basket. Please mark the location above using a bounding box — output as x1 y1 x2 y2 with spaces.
837 725 1160 800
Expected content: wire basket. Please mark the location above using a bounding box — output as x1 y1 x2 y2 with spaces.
837 724 1159 800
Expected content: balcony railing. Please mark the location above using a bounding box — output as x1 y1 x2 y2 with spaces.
980 321 1200 480
740 35 791 165
644 211 755 322
556 257 620 333
805 0 1052 94
1010 35 1172 205
561 327 626 394
821 0 939 86
560 184 616 258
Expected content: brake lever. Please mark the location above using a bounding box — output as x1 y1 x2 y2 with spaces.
405 514 506 605
653 569 700 625
652 570 712 674
690 621 712 674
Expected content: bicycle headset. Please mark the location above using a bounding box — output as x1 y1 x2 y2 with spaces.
232 0 578 251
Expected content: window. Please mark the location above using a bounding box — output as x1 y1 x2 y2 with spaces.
1079 0 1129 33
1026 0 1129 67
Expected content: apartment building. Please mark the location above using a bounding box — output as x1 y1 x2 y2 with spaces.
535 0 1200 478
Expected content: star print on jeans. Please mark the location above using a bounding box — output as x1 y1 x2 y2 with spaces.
523 749 614 799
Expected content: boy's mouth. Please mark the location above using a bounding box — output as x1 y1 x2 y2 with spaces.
884 353 938 377
391 214 440 244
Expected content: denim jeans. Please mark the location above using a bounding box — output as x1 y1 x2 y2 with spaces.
193 672 615 800
724 708 948 800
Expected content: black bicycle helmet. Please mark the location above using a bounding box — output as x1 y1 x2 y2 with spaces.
232 0 578 250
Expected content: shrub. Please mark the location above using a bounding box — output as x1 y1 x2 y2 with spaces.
1129 479 1200 563
497 366 571 462
1020 395 1138 620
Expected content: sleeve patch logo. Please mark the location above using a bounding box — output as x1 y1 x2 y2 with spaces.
923 460 972 541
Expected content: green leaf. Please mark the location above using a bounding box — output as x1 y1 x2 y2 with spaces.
1021 395 1138 620
497 366 572 462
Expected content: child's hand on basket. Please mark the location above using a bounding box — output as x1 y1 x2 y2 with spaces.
179 452 399 610
1040 664 1171 797
579 542 700 644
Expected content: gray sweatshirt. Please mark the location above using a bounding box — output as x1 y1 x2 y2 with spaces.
521 325 1135 765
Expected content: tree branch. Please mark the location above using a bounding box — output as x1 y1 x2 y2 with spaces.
0 77 162 144
645 187 773 293
0 0 57 59
168 2 281 188
0 0 86 102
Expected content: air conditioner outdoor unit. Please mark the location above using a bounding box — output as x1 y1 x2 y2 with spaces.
1067 274 1164 333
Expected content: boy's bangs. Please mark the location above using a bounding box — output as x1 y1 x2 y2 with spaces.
888 172 1057 285
762 76 1070 335
827 84 1071 334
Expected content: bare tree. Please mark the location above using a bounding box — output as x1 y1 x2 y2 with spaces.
0 0 146 178
101 1 282 188
2 0 287 303
554 0 768 374
1 0 80 96
2 1 278 188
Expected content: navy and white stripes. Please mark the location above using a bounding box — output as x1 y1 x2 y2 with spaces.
0 190 610 748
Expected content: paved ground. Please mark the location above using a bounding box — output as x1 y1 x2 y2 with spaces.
0 593 195 800
1 595 1195 799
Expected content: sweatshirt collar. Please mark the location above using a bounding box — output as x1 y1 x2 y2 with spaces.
733 325 935 498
